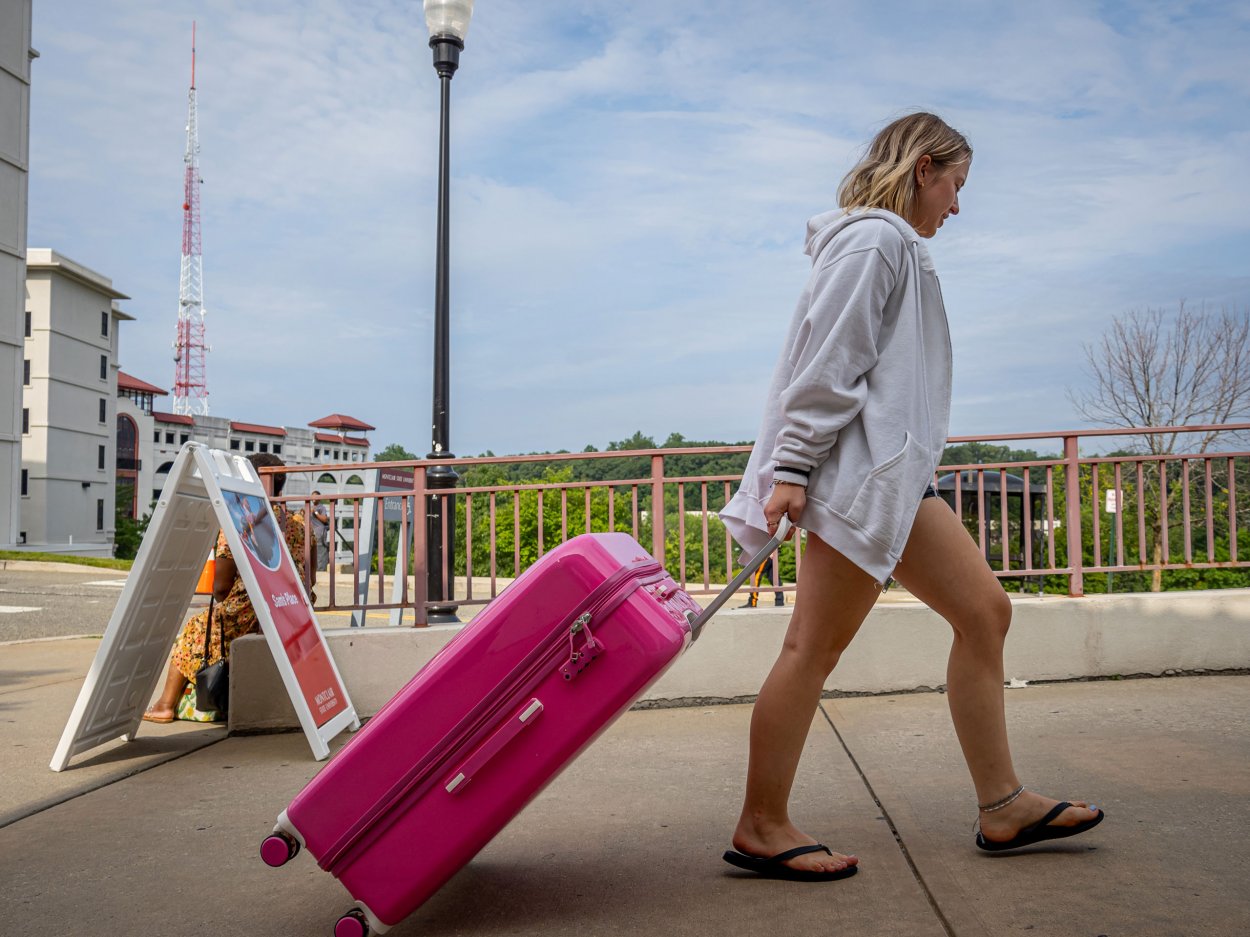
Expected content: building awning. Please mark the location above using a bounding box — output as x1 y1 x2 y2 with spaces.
152 411 194 426
315 432 369 447
230 421 287 437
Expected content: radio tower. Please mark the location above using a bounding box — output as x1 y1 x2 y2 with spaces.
172 22 209 415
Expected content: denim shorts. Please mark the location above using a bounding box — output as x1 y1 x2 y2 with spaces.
921 483 939 500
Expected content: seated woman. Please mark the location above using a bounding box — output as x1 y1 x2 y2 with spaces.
143 453 311 723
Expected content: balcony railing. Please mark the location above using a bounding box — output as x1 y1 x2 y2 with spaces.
267 423 1250 625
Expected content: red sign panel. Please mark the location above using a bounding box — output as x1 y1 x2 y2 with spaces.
222 491 346 727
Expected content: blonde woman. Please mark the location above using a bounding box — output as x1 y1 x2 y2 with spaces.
720 113 1103 881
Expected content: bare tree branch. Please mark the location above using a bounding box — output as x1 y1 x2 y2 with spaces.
1068 303 1250 454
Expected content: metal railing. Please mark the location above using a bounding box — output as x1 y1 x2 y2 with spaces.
266 423 1250 624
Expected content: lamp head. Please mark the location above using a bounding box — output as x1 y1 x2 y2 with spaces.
424 0 474 42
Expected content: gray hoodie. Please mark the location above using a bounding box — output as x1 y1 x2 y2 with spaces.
720 208 952 585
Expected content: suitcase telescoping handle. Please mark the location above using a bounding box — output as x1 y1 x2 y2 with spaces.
688 516 791 642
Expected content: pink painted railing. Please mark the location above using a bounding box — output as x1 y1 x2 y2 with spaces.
267 423 1250 624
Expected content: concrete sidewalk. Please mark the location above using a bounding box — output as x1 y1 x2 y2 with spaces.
2 632 1248 937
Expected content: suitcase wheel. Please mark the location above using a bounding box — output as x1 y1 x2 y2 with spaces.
260 831 300 868
334 909 370 937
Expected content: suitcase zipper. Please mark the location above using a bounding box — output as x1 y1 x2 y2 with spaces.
322 560 665 873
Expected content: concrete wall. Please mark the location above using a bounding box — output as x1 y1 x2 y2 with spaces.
21 250 127 553
0 1 32 547
228 588 1250 732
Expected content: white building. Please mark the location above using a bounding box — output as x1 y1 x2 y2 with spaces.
19 249 131 554
115 373 374 518
1 3 35 548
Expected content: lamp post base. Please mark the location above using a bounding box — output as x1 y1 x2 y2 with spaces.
425 459 460 624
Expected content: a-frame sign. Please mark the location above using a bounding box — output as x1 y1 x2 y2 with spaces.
51 444 360 771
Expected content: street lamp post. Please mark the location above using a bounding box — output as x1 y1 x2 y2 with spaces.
423 0 474 623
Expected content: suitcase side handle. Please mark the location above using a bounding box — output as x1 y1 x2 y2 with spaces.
444 698 544 796
688 517 791 642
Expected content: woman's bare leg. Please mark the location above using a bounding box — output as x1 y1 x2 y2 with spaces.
144 660 189 721
732 533 880 873
891 499 1099 841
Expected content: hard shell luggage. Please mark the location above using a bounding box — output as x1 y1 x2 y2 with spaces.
260 522 789 936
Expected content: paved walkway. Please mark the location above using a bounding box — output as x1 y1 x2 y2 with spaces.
1 631 1247 937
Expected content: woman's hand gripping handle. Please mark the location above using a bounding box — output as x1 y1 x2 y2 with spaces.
764 480 804 541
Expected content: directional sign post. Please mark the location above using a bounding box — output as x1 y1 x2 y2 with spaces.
350 467 416 628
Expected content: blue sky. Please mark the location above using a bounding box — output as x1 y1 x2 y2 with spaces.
27 1 1250 456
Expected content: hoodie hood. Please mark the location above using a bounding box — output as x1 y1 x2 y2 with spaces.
804 207 921 261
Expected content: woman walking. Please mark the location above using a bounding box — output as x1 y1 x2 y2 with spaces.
719 113 1103 881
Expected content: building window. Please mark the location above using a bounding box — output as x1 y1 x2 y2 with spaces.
99 398 107 422
180 434 189 444
229 439 240 450
259 442 269 453
24 311 32 337
334 450 341 460
20 469 27 496
101 311 110 337
273 444 282 455
244 440 255 452
117 414 138 475
154 430 161 443
314 448 320 458
100 355 108 380
165 431 174 444
96 499 105 531
98 445 106 470
23 359 30 385
22 408 29 434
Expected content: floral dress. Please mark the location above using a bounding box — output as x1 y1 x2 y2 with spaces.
171 505 310 683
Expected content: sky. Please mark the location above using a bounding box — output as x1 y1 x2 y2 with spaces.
27 0 1250 458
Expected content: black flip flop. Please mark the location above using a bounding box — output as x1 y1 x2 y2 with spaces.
722 844 859 882
975 801 1105 852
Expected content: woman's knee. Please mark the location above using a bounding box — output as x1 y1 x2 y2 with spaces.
779 615 854 677
950 588 1012 645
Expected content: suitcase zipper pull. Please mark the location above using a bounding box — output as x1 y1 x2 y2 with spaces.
562 613 603 682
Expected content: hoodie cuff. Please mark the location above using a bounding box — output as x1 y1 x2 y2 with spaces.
772 465 810 488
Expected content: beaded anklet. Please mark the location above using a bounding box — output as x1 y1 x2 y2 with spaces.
978 785 1025 813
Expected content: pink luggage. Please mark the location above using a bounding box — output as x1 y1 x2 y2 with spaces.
260 524 788 936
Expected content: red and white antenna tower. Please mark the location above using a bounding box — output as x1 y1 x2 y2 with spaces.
172 21 209 415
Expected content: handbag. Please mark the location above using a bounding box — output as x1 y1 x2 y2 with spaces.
176 684 220 723
194 595 230 714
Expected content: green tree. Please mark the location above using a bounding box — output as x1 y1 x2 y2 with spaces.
113 484 151 561
375 442 418 462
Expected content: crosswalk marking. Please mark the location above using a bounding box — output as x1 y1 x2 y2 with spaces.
0 606 42 614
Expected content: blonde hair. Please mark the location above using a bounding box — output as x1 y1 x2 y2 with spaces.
837 113 972 219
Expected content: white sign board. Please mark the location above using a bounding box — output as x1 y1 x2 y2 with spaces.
1105 489 1121 513
52 444 359 770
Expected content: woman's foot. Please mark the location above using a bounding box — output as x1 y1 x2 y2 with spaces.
976 790 1101 846
142 706 175 724
732 818 858 874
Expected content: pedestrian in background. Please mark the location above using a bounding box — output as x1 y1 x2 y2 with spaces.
310 490 331 577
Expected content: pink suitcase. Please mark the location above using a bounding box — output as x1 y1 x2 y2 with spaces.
260 524 788 936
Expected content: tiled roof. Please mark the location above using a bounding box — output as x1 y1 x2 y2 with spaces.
117 371 168 395
308 413 376 432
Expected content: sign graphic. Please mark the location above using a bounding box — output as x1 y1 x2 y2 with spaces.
221 490 345 727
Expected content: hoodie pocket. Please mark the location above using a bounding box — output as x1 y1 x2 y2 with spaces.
844 432 931 552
